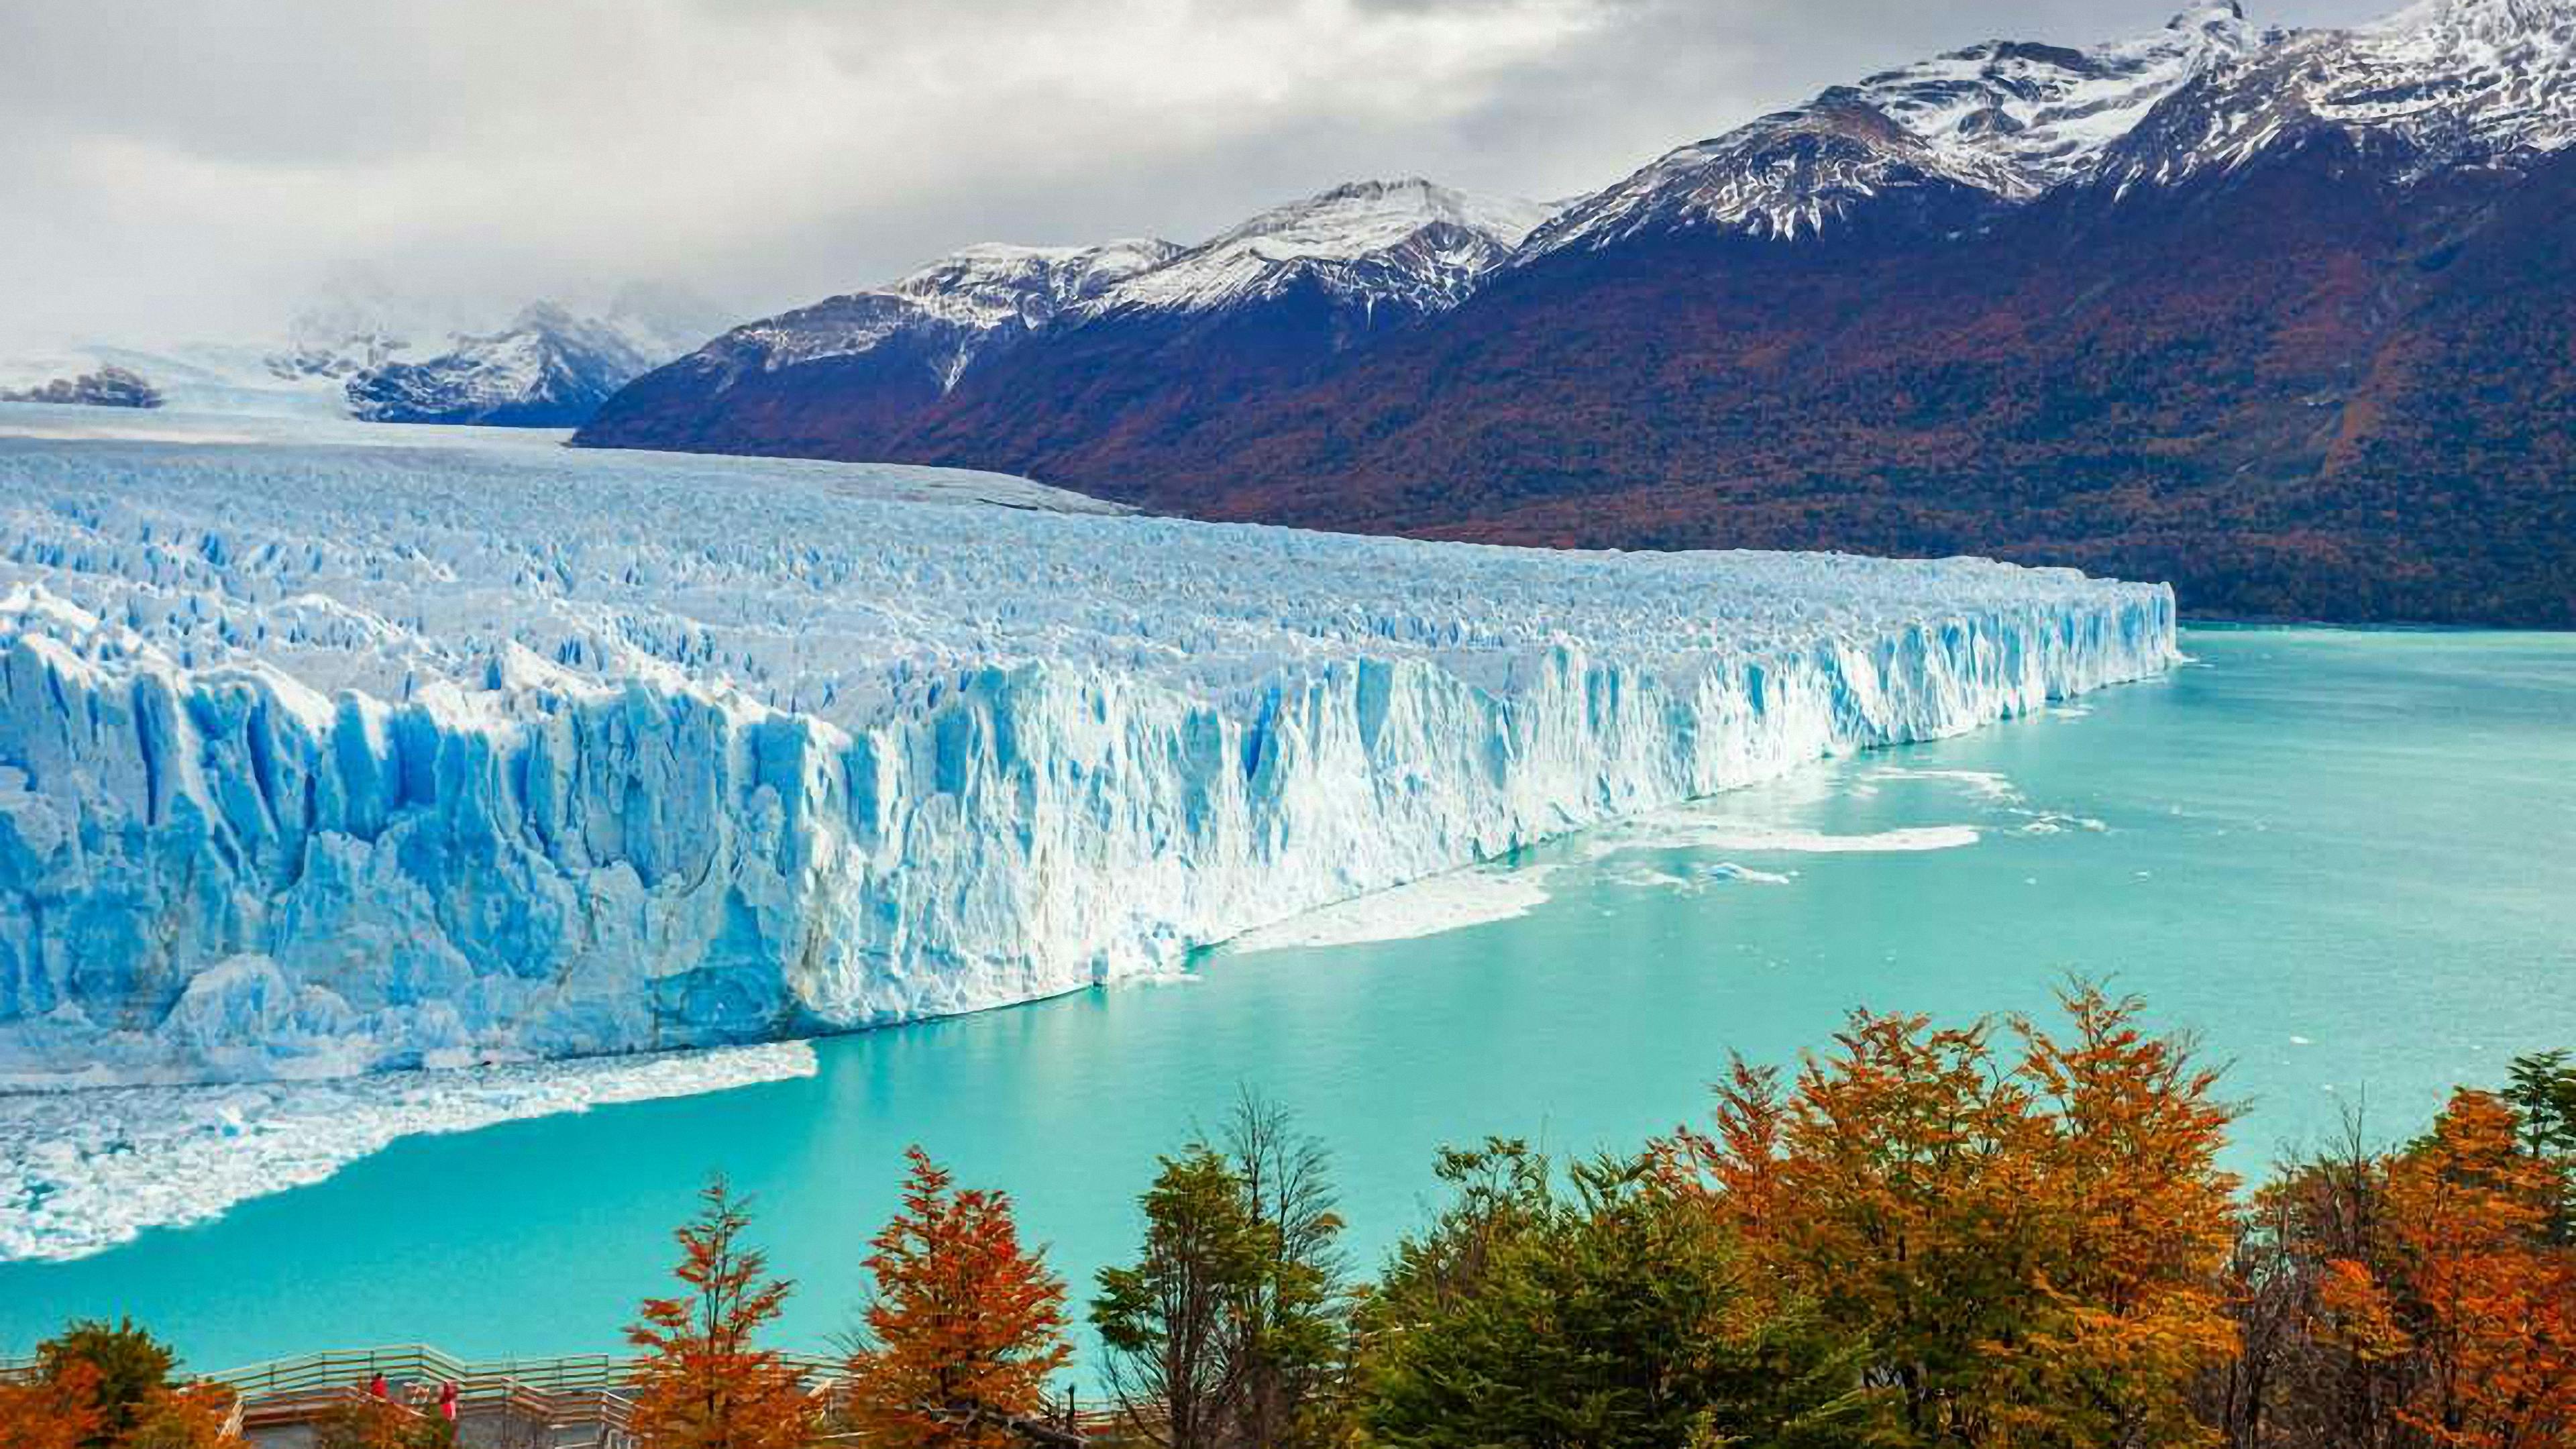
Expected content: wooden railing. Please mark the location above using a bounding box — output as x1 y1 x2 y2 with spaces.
203 1346 836 1446
3 1346 1138 1444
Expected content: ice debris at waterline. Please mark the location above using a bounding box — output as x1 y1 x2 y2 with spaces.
0 1041 816 1262
0 408 2177 1085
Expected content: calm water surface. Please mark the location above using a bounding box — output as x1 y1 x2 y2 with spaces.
3 627 2571 1369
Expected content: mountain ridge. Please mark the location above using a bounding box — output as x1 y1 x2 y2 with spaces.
576 0 2576 624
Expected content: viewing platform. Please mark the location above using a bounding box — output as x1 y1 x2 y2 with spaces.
4 1345 1126 1448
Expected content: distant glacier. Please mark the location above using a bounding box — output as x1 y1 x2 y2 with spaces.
0 405 2176 1086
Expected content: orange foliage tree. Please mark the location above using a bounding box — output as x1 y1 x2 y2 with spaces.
1 1319 244 1449
117 1385 246 1449
2318 1089 2576 1448
1667 982 2241 1447
0 1361 107 1449
627 1178 818 1449
845 1147 1073 1448
307 1397 451 1449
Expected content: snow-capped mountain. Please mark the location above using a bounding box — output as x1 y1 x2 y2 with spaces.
1086 179 1553 317
1 277 737 429
338 287 739 427
1526 2 2257 250
260 268 471 386
2101 0 2576 189
576 0 2576 625
346 303 661 427
575 178 1546 456
629 178 1545 402
694 239 1177 398
0 365 164 410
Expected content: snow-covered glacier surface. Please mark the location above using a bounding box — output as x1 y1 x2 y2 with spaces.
0 402 2177 1089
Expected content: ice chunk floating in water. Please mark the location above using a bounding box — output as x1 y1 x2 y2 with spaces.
0 1042 816 1262
0 407 2177 1085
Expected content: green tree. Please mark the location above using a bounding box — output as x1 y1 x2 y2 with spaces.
2505 1050 2576 1241
1092 1094 1356 1449
1092 1146 1269 1449
1371 1138 1555 1321
1218 1090 1352 1449
2506 1051 2576 1157
1360 1142 1867 1449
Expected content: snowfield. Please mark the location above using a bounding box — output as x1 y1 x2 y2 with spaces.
0 405 2176 1088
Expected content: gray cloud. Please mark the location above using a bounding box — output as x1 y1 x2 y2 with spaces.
0 0 2394 352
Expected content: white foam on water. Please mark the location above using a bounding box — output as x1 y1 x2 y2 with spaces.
1223 865 1558 954
1588 813 1984 857
1705 861 1797 884
2019 814 2109 835
1857 766 2023 802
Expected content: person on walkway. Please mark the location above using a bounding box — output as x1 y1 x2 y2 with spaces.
439 1382 459 1424
368 1372 390 1401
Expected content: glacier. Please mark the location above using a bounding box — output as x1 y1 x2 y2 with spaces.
0 402 2177 1087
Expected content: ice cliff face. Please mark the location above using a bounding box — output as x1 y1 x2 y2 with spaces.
0 411 2176 1086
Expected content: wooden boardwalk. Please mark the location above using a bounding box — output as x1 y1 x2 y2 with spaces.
0 1344 1136 1448
208 1344 694 1448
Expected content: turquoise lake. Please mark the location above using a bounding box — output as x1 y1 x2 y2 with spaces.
3 627 2571 1373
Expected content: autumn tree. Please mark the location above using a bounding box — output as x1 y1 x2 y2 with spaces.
2000 985 2243 1443
627 1178 818 1449
2 1320 241 1449
1667 982 2241 1447
0 1360 106 1449
2316 1089 2576 1448
2196 1117 2400 1449
117 1387 248 1449
309 1399 452 1449
845 1147 1073 1448
36 1322 176 1449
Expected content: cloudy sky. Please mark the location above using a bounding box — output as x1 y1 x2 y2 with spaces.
0 0 2389 352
